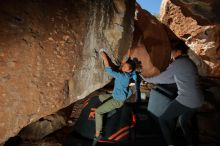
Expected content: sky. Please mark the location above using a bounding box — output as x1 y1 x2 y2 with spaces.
136 0 162 15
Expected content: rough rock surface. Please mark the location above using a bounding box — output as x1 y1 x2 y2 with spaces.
168 0 220 25
128 4 171 77
18 110 67 141
197 79 220 143
17 90 100 141
0 0 135 143
160 0 220 77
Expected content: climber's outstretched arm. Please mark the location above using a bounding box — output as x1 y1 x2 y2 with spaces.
100 51 110 67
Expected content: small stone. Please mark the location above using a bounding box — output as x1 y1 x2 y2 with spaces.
47 82 53 87
63 35 70 41
48 37 54 41
67 120 73 124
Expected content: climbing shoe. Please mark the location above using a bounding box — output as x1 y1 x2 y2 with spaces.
92 135 102 146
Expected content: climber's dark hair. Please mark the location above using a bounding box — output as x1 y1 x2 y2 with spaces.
171 39 189 54
126 58 136 71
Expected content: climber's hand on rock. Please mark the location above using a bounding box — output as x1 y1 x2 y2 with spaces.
99 48 107 59
99 48 108 54
100 51 108 59
99 48 111 67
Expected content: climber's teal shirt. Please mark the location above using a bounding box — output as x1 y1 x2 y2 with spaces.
105 67 138 101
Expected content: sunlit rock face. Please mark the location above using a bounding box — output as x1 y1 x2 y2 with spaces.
129 4 171 78
0 0 135 143
160 0 220 77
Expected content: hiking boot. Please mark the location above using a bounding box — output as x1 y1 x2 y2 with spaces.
92 135 102 146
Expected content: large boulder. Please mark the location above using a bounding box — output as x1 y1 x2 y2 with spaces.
160 0 220 77
167 0 220 25
128 4 171 77
0 0 135 143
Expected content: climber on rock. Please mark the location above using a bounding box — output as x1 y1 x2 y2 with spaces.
92 48 139 146
140 40 204 146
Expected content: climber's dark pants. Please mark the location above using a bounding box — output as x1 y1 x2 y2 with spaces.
159 100 196 145
95 94 124 132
